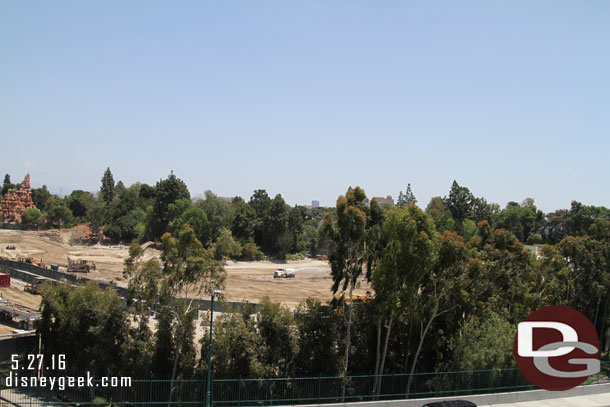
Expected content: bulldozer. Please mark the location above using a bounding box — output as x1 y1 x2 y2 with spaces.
67 257 95 273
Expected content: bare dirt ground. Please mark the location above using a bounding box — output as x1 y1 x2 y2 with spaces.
0 227 371 308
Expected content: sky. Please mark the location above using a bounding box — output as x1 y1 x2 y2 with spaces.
1 1 609 212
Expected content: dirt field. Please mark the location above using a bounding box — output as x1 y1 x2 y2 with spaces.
0 227 371 308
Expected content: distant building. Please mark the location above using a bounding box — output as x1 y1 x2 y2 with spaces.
373 195 394 206
311 200 320 207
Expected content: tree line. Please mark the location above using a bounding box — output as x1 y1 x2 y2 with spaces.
34 180 610 385
3 169 326 260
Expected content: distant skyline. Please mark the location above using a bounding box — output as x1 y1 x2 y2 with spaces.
2 2 609 213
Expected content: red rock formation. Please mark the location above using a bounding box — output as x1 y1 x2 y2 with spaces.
1 174 36 223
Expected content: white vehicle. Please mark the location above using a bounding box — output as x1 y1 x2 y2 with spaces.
273 268 296 278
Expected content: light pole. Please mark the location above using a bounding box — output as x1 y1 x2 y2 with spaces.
205 289 221 407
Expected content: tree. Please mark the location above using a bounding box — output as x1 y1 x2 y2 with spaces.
323 186 380 386
201 312 264 379
45 198 74 228
494 199 545 242
148 171 191 239
397 184 417 208
294 299 342 376
101 167 115 204
257 298 298 377
231 197 256 242
196 191 235 245
426 196 455 232
21 207 43 227
287 206 305 253
31 185 51 211
67 190 95 220
214 228 241 260
160 225 226 390
370 205 439 394
447 311 515 370
39 281 128 377
171 205 208 243
406 231 465 391
125 224 226 389
2 174 15 196
249 189 271 247
263 194 290 257
444 181 474 223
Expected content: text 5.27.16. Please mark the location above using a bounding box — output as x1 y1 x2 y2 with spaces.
11 354 66 371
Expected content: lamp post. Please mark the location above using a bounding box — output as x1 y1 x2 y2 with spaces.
205 289 221 407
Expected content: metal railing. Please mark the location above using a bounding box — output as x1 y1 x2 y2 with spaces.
1 362 608 406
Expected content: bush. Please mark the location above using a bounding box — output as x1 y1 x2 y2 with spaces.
242 241 264 261
285 252 307 261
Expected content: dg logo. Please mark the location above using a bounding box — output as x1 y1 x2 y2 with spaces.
513 305 600 391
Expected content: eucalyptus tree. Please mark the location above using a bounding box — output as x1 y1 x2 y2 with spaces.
370 204 439 395
323 186 382 382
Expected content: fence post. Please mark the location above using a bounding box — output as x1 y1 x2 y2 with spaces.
265 377 269 406
150 377 153 407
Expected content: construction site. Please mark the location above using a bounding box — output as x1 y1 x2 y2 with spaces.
0 225 371 336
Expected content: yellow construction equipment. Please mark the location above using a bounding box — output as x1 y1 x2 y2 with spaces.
334 291 374 315
67 257 95 273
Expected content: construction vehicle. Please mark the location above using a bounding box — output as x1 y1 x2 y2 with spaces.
273 268 296 278
5 245 16 250
24 277 51 295
67 256 95 273
333 291 375 315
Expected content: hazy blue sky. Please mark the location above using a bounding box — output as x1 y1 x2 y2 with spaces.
1 1 609 212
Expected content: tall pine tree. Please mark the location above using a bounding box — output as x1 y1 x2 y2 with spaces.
101 167 115 204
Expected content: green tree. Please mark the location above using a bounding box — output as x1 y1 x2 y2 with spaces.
214 228 241 260
125 224 226 386
148 171 191 239
160 225 226 387
426 196 455 232
494 199 545 242
2 174 15 196
257 298 298 376
196 191 235 245
39 281 128 377
287 206 304 253
397 184 417 208
231 197 256 242
201 312 264 378
371 205 439 394
444 180 474 223
294 299 342 376
249 189 271 247
448 311 515 370
21 207 43 227
45 198 74 228
31 185 51 210
323 186 380 382
101 167 115 204
171 204 208 243
67 190 95 221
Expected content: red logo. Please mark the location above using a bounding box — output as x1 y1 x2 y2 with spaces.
513 305 600 391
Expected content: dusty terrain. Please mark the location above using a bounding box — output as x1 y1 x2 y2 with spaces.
0 227 371 308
